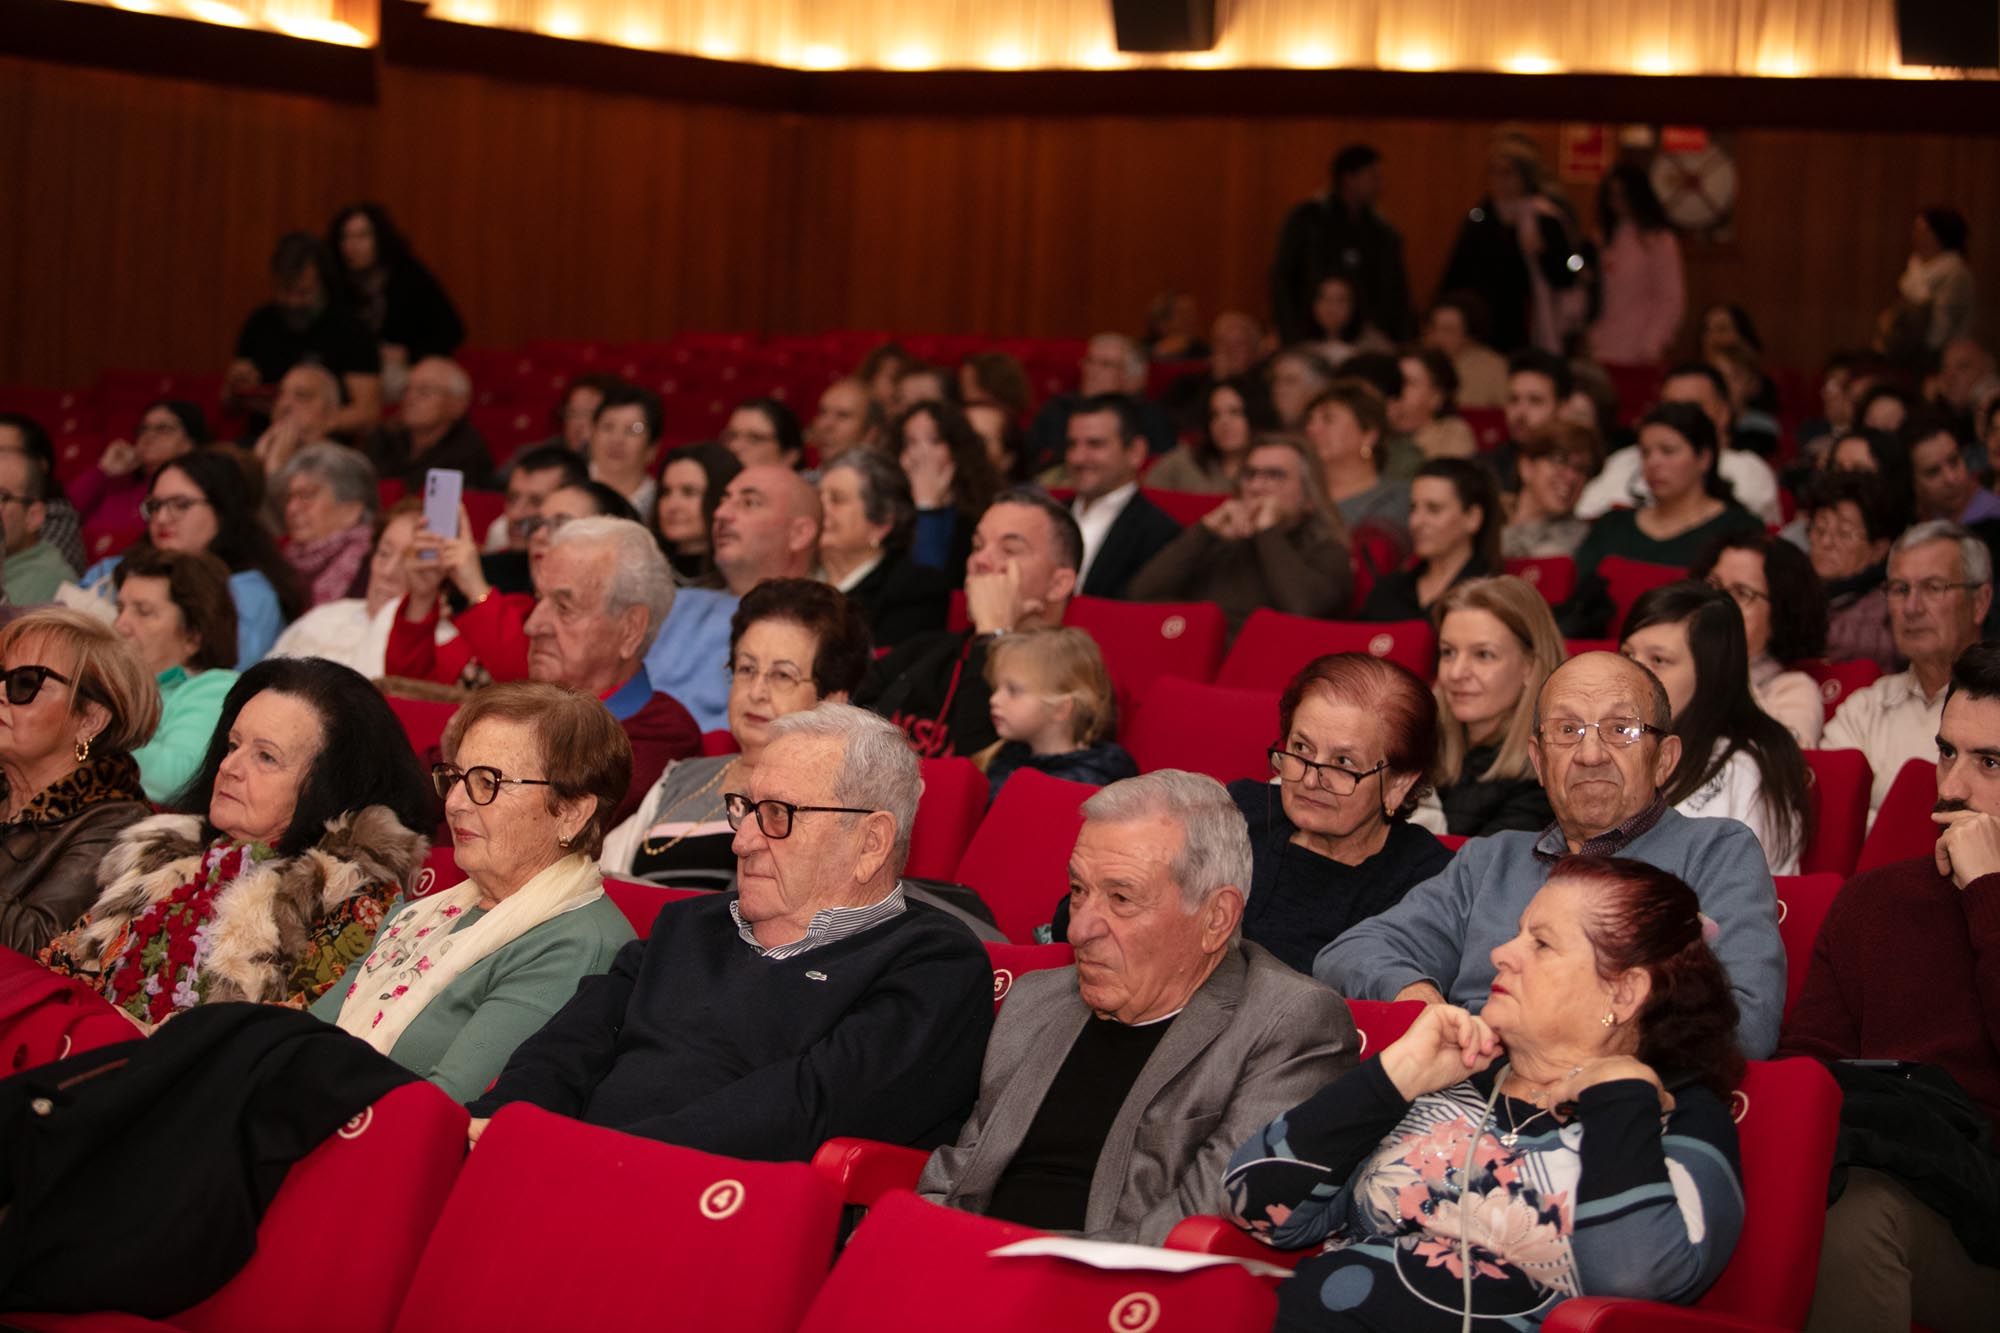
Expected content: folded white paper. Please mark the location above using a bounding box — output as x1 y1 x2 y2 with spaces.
987 1236 1292 1279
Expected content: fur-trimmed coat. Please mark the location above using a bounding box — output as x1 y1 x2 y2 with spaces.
40 806 427 1017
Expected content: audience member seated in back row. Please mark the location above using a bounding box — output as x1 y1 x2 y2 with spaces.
1561 402 1763 637
1027 334 1178 471
359 356 494 491
1129 434 1351 633
0 609 156 954
1691 531 1830 748
1620 583 1814 876
467 705 994 1159
720 396 806 472
1804 469 1900 672
1826 520 1994 822
807 376 885 465
1144 374 1279 496
1065 395 1182 600
246 362 342 477
0 413 86 573
225 232 381 438
0 447 77 606
41 658 431 1022
897 400 1001 583
69 399 204 546
1318 651 1786 1058
1304 378 1410 562
922 771 1357 1242
1392 347 1478 462
1361 457 1500 621
602 579 870 887
587 382 664 521
482 443 589 561
1500 421 1599 561
112 550 238 804
313 683 635 1103
1432 577 1562 837
82 450 307 667
860 488 1080 760
816 449 952 647
982 628 1137 806
1231 856 1746 1330
276 443 378 609
1575 361 1781 526
1783 641 2000 1333
1478 347 1567 495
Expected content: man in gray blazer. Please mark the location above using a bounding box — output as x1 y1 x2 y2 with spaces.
917 770 1357 1244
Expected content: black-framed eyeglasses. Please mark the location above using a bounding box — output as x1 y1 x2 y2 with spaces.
141 496 209 521
4 664 73 707
1536 717 1666 748
722 792 877 840
432 763 554 806
1267 747 1389 795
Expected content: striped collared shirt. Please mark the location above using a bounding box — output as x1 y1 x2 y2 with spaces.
730 882 908 960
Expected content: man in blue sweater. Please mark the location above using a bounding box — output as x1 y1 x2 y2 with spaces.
1317 652 1786 1057
466 704 994 1158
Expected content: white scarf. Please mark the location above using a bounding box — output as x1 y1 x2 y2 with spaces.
334 852 605 1054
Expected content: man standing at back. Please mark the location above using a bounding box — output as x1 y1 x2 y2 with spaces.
1269 143 1414 346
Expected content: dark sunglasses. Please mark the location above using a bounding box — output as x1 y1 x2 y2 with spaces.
4 665 74 707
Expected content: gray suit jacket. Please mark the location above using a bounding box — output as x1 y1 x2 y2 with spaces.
916 939 1357 1244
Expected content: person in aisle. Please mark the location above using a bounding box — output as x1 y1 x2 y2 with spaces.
467 705 995 1160
1317 650 1787 1058
921 769 1358 1242
1690 532 1830 747
1269 142 1415 347
1826 521 1994 822
1619 582 1815 875
112 550 238 804
1587 161 1686 367
1434 136 1584 355
1432 576 1563 838
1360 458 1500 622
326 202 466 386
981 628 1137 805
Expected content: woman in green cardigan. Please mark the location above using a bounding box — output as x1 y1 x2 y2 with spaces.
313 681 635 1102
113 549 241 803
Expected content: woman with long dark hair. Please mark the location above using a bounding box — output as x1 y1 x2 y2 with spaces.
1588 162 1684 366
1620 582 1814 874
1146 374 1280 494
897 400 1001 581
326 202 466 391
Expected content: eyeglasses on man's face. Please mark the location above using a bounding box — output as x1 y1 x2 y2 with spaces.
1884 578 1980 604
1535 717 1665 748
722 792 877 840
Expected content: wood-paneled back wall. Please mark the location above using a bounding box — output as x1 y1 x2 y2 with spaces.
4 52 1997 388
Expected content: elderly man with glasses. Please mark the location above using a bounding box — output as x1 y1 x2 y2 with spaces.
1826 520 1996 823
1317 650 1787 1057
465 703 993 1157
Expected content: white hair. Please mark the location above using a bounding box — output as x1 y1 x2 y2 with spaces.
548 516 674 647
1894 519 1993 587
1089 332 1147 382
1081 770 1252 919
278 442 378 511
416 356 472 400
765 703 922 874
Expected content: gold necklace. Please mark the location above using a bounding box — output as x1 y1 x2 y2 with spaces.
639 760 737 856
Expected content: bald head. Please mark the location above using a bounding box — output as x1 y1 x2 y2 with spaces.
1536 652 1670 731
711 463 823 593
1529 652 1680 848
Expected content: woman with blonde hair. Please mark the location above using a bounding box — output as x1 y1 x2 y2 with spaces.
1433 576 1565 836
983 627 1137 805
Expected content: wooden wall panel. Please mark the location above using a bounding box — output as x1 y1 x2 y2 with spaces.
4 51 1998 389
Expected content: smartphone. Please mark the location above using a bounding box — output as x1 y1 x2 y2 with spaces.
423 468 464 540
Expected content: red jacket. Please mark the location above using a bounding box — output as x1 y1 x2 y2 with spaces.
383 592 532 684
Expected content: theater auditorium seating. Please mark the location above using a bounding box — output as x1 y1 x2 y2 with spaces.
1218 610 1435 689
1774 873 1842 1016
953 769 1098 943
1800 748 1871 877
1123 677 1279 784
1596 556 1688 632
1855 758 1941 874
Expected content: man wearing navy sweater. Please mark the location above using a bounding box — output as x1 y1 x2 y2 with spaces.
466 704 994 1160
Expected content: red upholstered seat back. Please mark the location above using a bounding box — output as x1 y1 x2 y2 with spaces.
1502 555 1577 606
602 878 706 938
1066 595 1227 727
1855 757 1941 874
798 1190 1277 1333
1123 677 1278 784
0 952 137 1076
393 1103 840 1333
908 757 988 881
954 769 1098 943
1801 747 1872 877
1344 998 1423 1060
1218 610 1435 690
1795 657 1885 722
983 941 1075 1011
1773 873 1843 1016
1596 555 1687 633
1140 487 1228 527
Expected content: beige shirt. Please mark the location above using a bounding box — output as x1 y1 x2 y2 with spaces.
1822 668 1945 823
1750 655 1824 749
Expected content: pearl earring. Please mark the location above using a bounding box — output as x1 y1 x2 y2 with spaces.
1600 1010 1616 1027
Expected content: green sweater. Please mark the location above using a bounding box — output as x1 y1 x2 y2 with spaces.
312 891 634 1102
3 539 77 606
132 666 238 803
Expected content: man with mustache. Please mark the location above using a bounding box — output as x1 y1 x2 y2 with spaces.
1782 641 2000 1332
918 770 1354 1242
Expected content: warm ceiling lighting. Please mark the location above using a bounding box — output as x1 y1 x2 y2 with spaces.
984 42 1028 69
182 0 248 25
883 43 937 70
540 9 586 39
1287 41 1336 68
1392 46 1442 71
1502 52 1561 74
797 43 846 70
1633 49 1676 75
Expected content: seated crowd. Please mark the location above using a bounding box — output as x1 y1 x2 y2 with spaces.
1 179 1997 1333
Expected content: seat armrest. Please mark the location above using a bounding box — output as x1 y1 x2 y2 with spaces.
809 1137 932 1207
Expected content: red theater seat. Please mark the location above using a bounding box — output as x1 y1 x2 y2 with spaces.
1462 407 1507 450
1855 758 1940 874
908 757 987 881
1773 873 1842 1016
1597 556 1687 633
1123 677 1277 783
1066 595 1227 721
1800 748 1871 877
602 877 705 938
1796 658 1885 722
984 940 1074 1010
1140 487 1229 527
393 1104 840 1333
954 769 1097 943
1345 998 1423 1060
384 694 460 760
799 1190 1277 1333
1218 610 1435 690
1503 555 1577 606
699 729 739 756
0 952 137 1076
810 1138 932 1209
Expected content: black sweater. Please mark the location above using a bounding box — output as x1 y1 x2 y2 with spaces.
857 629 996 759
468 892 994 1161
1229 779 1454 976
1438 742 1555 837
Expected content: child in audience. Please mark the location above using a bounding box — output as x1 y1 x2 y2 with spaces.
982 628 1137 804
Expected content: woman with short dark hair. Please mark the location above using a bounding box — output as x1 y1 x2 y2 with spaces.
113 548 239 802
311 681 636 1100
1803 470 1900 671
816 451 950 647
720 397 805 471
1231 855 1746 1329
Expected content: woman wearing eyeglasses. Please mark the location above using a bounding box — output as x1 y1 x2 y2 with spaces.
79 451 307 668
1690 531 1830 748
0 609 157 954
40 657 430 1024
601 579 871 886
1228 652 1452 976
308 682 635 1100
1802 469 1902 672
71 399 206 541
1619 583 1814 875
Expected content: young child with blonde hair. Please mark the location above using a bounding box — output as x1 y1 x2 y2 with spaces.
982 627 1137 804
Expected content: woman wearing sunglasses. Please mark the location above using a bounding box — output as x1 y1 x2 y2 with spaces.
310 682 634 1100
1232 652 1453 976
0 608 158 954
40 657 430 1025
78 450 307 668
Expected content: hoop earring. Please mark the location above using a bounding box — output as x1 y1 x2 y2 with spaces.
74 735 91 764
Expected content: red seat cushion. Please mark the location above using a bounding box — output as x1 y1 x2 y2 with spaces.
1217 610 1435 690
1123 677 1278 783
1344 998 1423 1060
1502 555 1577 607
0 950 137 1076
1794 658 1885 722
983 941 1074 1010
1855 758 1941 874
1800 748 1871 877
1773 873 1842 1017
953 769 1098 943
394 1103 840 1333
602 877 706 938
908 757 987 881
1597 556 1688 635
1066 595 1227 726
